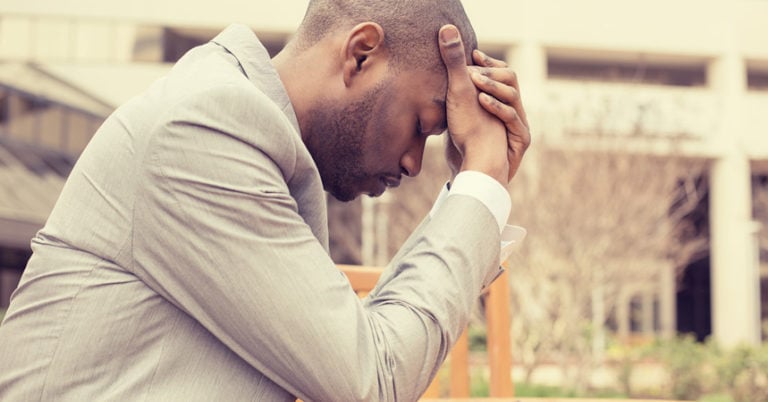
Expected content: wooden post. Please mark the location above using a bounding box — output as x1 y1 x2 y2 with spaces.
486 269 513 397
449 328 470 397
422 375 440 398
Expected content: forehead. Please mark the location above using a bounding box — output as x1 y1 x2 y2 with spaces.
390 68 447 105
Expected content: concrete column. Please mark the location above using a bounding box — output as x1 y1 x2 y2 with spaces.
73 20 136 62
505 41 546 190
659 264 677 339
504 42 546 112
616 287 631 340
640 288 655 336
708 52 761 347
361 196 375 266
374 193 391 266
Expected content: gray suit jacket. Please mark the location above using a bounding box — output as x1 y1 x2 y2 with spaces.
0 24 501 401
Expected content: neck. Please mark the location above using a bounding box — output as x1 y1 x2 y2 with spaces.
272 42 335 143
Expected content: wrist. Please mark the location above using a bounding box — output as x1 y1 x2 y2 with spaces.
460 150 507 185
456 131 508 185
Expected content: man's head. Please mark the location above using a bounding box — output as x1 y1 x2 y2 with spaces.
273 0 477 201
294 0 477 73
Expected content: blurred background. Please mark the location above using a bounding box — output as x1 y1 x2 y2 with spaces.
0 0 766 400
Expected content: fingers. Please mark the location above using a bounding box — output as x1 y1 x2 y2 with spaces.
478 93 528 142
470 71 519 109
480 92 530 152
469 66 518 93
470 49 531 181
473 49 508 68
438 25 473 95
439 25 512 184
469 66 529 128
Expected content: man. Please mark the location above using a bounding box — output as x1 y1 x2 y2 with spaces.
0 0 530 400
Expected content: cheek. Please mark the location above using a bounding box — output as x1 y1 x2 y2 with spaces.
368 118 412 162
374 103 414 148
364 89 418 168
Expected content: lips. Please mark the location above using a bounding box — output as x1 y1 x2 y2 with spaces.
381 175 401 189
367 176 400 197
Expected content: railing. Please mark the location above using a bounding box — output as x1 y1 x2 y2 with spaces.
338 264 513 399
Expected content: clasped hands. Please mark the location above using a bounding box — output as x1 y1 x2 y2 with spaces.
439 25 531 185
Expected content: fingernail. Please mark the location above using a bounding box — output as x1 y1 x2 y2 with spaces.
440 26 459 44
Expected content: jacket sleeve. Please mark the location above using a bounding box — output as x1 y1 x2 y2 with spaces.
131 83 501 401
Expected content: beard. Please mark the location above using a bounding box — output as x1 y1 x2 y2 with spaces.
302 85 384 202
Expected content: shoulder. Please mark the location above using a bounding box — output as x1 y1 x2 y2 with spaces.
151 58 302 180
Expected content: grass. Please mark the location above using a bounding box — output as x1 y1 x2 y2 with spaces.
470 375 629 399
699 394 735 402
474 378 738 401
512 383 627 399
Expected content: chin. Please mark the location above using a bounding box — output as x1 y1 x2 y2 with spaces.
328 187 359 203
333 194 358 203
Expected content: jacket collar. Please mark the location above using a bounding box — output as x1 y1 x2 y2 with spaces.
211 24 301 134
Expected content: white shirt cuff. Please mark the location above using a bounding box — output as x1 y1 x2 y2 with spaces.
447 171 511 233
500 225 526 264
481 225 527 289
427 173 527 290
429 184 526 260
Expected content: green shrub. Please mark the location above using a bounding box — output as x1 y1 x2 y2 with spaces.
513 383 576 398
651 335 715 400
469 368 489 397
467 324 487 352
642 336 768 402
723 343 768 402
699 394 735 402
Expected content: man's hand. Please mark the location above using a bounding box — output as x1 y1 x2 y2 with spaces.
439 25 509 185
439 25 531 184
469 50 531 181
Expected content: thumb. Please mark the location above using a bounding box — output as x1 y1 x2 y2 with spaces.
438 25 471 92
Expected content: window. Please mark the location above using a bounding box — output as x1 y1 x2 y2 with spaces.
160 26 288 63
748 68 768 91
548 56 707 87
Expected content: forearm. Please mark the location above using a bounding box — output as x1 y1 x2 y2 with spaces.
364 194 502 399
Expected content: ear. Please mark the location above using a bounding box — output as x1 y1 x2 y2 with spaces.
341 22 387 87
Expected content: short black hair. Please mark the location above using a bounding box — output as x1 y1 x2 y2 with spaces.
294 0 478 73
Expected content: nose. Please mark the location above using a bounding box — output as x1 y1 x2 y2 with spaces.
400 138 427 177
